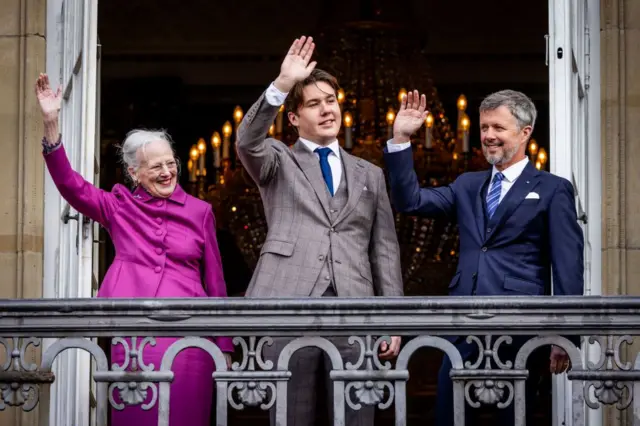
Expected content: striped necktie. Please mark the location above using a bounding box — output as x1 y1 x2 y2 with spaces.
486 172 504 218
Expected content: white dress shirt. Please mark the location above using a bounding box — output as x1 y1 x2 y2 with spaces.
265 82 343 190
489 156 529 202
386 139 529 202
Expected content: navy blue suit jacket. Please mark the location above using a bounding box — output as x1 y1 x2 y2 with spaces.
384 147 584 299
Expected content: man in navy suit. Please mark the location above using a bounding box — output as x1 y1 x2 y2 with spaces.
383 89 584 425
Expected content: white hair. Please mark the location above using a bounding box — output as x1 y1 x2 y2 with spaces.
120 129 175 180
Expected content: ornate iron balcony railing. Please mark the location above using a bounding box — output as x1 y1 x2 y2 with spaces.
1 296 640 426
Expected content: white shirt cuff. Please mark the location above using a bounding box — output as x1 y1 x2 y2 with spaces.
265 82 288 106
386 139 412 153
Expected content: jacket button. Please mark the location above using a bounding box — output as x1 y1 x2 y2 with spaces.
319 255 324 261
157 200 164 207
325 276 331 280
156 218 163 224
156 229 163 236
487 228 492 233
156 248 163 255
481 247 487 252
154 266 162 273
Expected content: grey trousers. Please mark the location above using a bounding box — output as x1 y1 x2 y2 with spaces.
263 288 374 426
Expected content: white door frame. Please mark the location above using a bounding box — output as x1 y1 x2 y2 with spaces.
43 3 62 426
584 3 602 426
43 0 99 425
548 0 602 425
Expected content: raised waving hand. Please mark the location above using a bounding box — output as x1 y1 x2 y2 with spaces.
392 90 428 143
274 36 317 93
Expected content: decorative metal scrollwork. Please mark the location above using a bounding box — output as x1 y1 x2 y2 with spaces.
0 337 42 411
584 335 634 410
344 336 395 410
346 379 395 410
110 381 158 410
463 335 514 408
109 337 158 411
465 379 513 409
227 337 276 410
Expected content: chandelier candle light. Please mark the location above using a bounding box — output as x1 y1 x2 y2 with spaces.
461 114 470 153
233 106 243 133
197 138 207 177
456 94 468 152
189 145 199 182
386 107 396 140
344 111 353 149
222 121 232 160
211 131 221 168
425 112 434 149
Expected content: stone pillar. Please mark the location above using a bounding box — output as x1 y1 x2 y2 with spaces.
0 0 46 424
601 0 640 425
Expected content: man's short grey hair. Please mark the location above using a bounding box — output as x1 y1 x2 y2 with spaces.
120 129 174 171
479 90 537 132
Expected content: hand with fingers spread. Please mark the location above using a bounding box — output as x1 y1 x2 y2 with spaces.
274 36 317 93
392 90 428 144
35 73 62 122
35 73 62 144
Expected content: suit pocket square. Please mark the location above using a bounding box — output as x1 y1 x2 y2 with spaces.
525 192 540 199
363 186 368 191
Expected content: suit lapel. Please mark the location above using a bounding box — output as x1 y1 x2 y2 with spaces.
485 162 541 242
333 149 366 226
474 170 492 242
291 140 332 220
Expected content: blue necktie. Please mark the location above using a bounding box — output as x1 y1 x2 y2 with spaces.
486 172 504 218
315 147 334 196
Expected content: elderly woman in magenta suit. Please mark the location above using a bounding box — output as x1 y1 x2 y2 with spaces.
35 73 233 426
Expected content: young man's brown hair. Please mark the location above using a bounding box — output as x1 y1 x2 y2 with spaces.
284 68 341 115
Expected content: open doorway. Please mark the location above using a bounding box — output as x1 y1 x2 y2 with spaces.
96 0 552 424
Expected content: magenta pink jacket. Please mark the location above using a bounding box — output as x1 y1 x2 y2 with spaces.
44 145 233 351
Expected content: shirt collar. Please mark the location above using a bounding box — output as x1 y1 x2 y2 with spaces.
492 156 529 183
299 138 341 160
132 184 187 205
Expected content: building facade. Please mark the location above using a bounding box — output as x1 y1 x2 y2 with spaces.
0 0 638 425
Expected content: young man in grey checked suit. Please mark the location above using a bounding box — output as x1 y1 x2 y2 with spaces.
236 36 404 426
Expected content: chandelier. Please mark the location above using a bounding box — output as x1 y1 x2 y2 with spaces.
185 5 549 296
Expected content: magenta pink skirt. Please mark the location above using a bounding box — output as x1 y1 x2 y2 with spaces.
109 337 216 426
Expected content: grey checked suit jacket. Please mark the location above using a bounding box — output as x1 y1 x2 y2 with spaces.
236 91 403 298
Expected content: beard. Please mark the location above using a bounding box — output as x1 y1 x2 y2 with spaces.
483 142 519 166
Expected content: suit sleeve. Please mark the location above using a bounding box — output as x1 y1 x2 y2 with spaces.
202 207 234 353
369 168 404 296
548 178 584 296
44 144 121 227
383 145 456 217
235 90 283 186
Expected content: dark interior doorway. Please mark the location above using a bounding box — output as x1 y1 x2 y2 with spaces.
96 1 552 424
